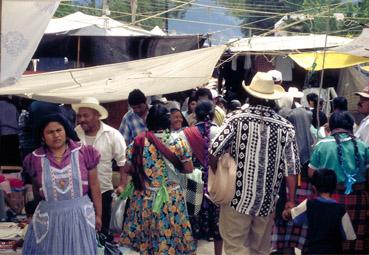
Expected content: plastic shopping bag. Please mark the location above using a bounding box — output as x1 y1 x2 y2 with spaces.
109 193 127 234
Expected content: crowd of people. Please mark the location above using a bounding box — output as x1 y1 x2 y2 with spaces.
0 70 369 255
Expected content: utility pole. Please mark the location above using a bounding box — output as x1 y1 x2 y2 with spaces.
102 0 109 16
165 0 168 33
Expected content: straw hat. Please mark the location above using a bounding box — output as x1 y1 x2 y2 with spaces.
243 72 286 100
72 97 108 120
355 85 369 98
288 87 304 98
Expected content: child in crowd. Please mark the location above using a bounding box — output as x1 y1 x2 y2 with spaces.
283 169 356 254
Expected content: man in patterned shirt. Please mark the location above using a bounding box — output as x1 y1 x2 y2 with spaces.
119 89 148 145
210 72 300 255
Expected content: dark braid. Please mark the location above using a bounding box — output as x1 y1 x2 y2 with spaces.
349 133 361 174
202 115 211 200
329 111 359 194
203 115 211 172
333 132 361 174
333 133 344 170
333 131 361 194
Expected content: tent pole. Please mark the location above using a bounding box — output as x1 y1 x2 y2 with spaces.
316 4 330 138
77 36 80 68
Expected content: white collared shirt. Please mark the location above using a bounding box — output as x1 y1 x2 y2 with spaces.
75 122 126 193
355 115 369 146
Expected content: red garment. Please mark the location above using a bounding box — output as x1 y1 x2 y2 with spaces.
8 179 23 189
183 126 206 168
131 131 183 191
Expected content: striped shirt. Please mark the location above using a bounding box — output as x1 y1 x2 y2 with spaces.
210 105 300 216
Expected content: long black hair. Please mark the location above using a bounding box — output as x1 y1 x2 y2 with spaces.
146 104 170 132
195 100 215 122
247 94 278 111
195 101 214 172
329 111 360 181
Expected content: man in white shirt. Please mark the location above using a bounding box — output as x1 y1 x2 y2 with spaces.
355 85 369 145
72 97 127 236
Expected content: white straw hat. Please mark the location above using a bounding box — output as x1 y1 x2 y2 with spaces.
288 87 304 98
243 72 286 100
72 97 108 120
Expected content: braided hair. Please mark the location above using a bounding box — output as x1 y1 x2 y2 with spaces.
329 111 361 193
195 101 214 176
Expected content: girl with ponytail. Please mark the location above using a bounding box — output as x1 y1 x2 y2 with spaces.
308 111 369 253
183 101 223 255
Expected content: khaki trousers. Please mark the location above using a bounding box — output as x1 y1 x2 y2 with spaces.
219 205 274 255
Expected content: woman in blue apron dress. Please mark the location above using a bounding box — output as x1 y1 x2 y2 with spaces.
22 114 102 255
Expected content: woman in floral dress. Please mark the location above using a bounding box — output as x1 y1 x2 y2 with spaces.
120 105 196 255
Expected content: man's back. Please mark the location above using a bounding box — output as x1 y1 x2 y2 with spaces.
119 110 146 145
210 105 300 216
286 107 314 164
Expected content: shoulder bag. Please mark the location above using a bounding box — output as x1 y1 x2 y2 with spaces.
208 152 237 205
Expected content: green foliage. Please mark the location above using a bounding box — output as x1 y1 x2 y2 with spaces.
216 0 367 36
55 0 191 31
217 0 287 31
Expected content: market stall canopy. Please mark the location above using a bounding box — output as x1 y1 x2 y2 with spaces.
333 28 369 58
289 51 369 71
228 34 352 53
0 46 226 103
288 29 369 71
0 0 60 87
45 11 162 36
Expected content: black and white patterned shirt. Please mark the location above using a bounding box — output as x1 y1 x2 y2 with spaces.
210 105 300 216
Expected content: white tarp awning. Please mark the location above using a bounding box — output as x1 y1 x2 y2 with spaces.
228 34 352 53
0 0 60 87
334 28 369 58
45 11 160 36
337 66 369 111
0 46 226 103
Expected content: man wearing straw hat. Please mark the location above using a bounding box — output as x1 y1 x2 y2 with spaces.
72 97 127 236
210 72 300 255
355 84 369 145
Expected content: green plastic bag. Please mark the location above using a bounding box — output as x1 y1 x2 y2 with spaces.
118 182 134 201
152 184 169 214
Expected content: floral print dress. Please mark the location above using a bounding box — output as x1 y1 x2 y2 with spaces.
120 133 196 255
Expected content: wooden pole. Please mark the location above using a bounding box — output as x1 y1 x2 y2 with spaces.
77 36 80 68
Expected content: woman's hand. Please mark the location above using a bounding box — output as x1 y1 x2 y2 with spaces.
95 215 102 231
115 185 124 195
284 201 296 210
282 209 292 221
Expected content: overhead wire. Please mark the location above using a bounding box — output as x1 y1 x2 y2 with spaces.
58 2 270 32
206 1 346 38
131 0 195 25
58 1 365 40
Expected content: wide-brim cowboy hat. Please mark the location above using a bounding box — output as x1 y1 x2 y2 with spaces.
72 97 108 120
243 72 286 100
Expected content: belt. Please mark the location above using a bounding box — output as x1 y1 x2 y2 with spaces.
336 183 366 192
